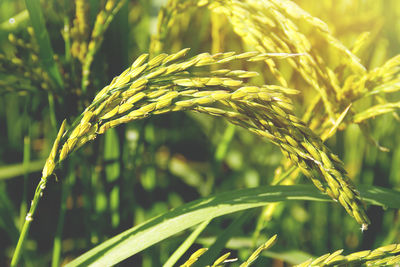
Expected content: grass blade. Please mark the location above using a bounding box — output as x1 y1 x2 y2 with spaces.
65 184 399 266
0 159 45 181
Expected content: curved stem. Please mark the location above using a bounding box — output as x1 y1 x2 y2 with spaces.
11 177 48 267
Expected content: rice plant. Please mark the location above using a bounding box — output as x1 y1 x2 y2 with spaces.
0 0 399 266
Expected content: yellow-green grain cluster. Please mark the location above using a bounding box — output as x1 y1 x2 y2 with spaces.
70 0 90 62
42 120 67 180
180 248 208 267
202 0 365 119
180 235 400 267
296 243 400 267
7 0 400 266
53 49 369 226
239 234 277 267
180 234 277 266
155 0 400 145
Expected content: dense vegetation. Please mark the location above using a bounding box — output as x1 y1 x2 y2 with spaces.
0 0 400 266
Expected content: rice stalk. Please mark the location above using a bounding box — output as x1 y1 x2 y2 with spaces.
149 2 380 225
12 49 371 266
4 0 400 266
10 120 66 267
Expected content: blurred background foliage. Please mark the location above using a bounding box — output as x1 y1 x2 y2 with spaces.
0 0 399 266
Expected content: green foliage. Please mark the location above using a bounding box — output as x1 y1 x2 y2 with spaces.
0 0 400 266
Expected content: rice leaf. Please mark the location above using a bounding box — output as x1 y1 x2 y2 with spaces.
65 184 400 267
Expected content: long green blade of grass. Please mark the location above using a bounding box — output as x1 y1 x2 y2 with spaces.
0 159 45 180
24 0 63 91
65 184 400 267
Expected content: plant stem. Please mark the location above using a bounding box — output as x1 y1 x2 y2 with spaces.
11 177 48 267
19 135 30 228
52 173 71 267
12 120 66 266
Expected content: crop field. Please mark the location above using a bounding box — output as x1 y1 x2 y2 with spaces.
0 0 400 266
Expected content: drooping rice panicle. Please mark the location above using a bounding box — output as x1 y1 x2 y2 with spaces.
55 49 369 227
156 0 400 141
202 0 365 120
7 1 400 266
